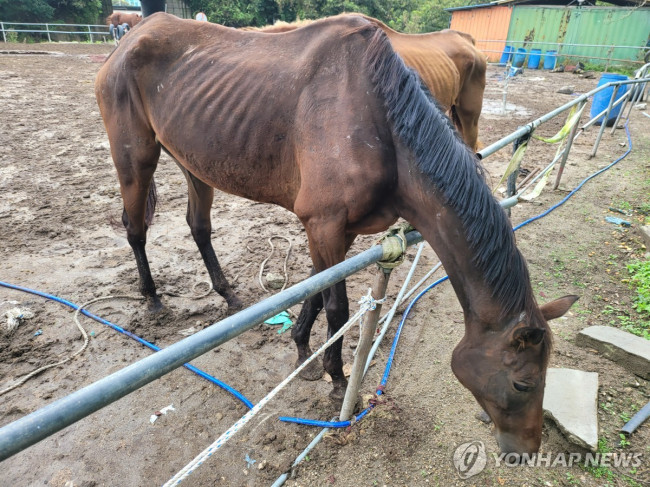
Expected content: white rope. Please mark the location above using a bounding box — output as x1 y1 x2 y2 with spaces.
258 236 293 292
163 289 383 487
0 295 140 396
0 279 218 397
162 280 213 299
354 288 387 353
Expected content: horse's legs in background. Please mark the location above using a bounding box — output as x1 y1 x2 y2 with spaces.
321 279 350 400
112 135 162 311
292 269 324 380
176 163 243 311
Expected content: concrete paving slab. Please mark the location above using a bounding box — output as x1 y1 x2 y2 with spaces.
576 325 650 379
544 368 599 452
637 225 650 250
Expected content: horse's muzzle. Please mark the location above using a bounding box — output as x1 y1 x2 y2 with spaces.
495 430 541 460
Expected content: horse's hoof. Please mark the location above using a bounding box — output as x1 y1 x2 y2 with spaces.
222 291 243 314
476 410 492 424
329 383 347 403
147 297 164 314
226 296 244 315
296 358 324 381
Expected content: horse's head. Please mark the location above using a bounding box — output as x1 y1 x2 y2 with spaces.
451 295 578 456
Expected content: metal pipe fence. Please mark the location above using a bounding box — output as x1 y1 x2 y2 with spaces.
478 76 649 160
0 231 423 461
0 21 112 43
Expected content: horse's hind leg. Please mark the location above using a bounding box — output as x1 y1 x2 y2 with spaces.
177 163 243 311
112 136 162 311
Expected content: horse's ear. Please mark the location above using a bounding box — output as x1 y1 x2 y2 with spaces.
511 325 546 349
540 295 579 321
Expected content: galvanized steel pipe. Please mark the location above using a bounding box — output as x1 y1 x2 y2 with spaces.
0 231 422 461
478 77 650 160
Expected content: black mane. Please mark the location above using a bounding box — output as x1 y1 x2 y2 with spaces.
365 28 537 322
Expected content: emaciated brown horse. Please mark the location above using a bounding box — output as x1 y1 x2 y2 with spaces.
95 12 577 456
255 14 486 151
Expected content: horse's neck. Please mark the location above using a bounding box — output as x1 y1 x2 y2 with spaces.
394 161 497 322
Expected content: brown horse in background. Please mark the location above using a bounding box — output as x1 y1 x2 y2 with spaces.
255 14 486 151
96 12 576 456
106 11 142 29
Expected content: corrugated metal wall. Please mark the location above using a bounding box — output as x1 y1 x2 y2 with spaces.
507 6 649 65
166 0 191 18
449 6 513 62
450 5 649 66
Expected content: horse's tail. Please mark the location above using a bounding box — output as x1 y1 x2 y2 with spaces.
145 179 157 227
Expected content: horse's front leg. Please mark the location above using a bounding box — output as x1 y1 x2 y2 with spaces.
299 227 355 401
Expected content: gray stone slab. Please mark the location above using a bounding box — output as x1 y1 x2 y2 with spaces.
543 368 599 452
637 225 650 250
576 325 650 379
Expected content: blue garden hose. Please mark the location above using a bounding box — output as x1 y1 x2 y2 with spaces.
280 122 633 428
0 281 254 410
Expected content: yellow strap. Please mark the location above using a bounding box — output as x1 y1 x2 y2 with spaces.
493 141 528 193
533 104 585 144
496 103 586 200
376 222 414 269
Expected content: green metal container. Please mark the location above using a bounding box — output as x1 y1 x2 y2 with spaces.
506 6 649 67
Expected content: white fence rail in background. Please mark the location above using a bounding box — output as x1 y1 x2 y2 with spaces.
0 22 111 43
1 20 648 66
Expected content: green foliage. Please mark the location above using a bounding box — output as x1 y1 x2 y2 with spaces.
627 260 650 317
5 29 18 42
602 304 649 340
183 0 481 31
0 0 101 23
0 0 54 22
0 0 485 30
387 0 466 33
582 438 616 483
185 0 273 27
619 433 630 448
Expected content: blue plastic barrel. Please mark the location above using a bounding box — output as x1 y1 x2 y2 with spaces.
499 45 513 65
543 50 557 70
527 49 542 69
512 48 527 68
590 73 630 126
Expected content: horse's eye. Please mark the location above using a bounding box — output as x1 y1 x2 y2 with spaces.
513 382 534 392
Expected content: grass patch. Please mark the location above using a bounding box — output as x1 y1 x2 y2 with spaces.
623 260 650 339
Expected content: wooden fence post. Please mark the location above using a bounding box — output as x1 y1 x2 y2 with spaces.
339 266 392 421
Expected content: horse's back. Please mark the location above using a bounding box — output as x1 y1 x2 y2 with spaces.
385 34 460 110
96 13 395 213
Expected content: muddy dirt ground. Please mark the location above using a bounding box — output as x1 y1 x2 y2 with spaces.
1 41 648 487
